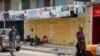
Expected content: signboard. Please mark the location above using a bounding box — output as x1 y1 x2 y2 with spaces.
93 5 100 17
53 5 70 17
75 0 90 2
25 5 72 19
8 10 25 20
3 5 75 20
25 9 40 19
0 12 4 20
91 0 100 3
74 1 86 14
4 12 9 20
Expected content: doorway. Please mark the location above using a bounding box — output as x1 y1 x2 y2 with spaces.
6 21 24 41
92 17 100 44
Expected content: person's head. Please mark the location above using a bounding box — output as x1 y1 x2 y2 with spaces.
79 25 83 32
35 35 38 38
27 35 30 39
11 25 16 30
31 28 33 32
43 35 47 39
35 35 39 39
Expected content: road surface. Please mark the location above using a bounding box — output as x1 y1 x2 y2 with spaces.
0 50 75 56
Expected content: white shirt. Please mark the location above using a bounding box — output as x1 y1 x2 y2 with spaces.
29 31 35 38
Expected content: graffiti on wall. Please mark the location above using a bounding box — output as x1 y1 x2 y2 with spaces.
25 5 72 19
6 5 75 20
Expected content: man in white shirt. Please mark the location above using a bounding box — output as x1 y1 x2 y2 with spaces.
29 29 35 46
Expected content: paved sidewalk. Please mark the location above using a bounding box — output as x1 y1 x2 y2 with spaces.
21 43 76 55
43 44 75 50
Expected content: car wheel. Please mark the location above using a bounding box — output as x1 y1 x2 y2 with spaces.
0 45 3 52
16 47 20 51
86 51 93 56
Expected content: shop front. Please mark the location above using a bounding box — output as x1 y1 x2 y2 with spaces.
92 4 100 44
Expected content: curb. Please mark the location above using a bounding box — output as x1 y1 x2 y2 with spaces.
21 46 76 55
21 47 62 54
43 44 75 50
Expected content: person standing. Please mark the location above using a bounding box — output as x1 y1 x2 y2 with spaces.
76 26 86 55
9 26 19 56
29 28 35 46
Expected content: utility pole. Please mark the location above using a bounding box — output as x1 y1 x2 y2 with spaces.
3 12 8 30
4 15 5 30
50 0 54 43
50 0 54 6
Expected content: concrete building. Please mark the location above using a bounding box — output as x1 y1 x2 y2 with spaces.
0 0 74 11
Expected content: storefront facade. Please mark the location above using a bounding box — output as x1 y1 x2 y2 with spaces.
92 4 100 44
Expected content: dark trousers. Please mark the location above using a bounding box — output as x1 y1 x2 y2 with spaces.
34 39 41 46
9 41 15 56
30 38 34 46
76 42 86 55
76 43 80 53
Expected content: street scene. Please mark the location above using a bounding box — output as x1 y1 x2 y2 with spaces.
0 0 100 56
0 43 76 56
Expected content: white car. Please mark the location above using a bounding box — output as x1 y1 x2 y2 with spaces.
0 29 21 52
86 44 100 56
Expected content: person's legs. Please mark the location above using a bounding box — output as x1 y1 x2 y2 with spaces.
10 41 15 56
30 38 32 46
35 39 41 46
30 38 34 46
76 43 80 56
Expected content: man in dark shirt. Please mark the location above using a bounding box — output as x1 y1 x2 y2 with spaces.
9 26 19 56
76 26 85 55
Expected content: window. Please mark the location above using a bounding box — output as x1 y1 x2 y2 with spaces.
36 0 44 8
52 0 55 6
75 0 90 2
54 0 66 6
4 0 11 11
22 0 30 10
44 0 50 7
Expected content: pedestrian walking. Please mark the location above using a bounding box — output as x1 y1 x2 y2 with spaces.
9 26 19 56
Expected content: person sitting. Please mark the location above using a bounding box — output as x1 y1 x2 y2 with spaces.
41 35 48 44
29 29 35 46
26 35 31 42
23 35 31 44
34 35 41 46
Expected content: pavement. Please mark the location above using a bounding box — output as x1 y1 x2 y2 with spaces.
0 50 58 56
21 42 76 55
0 43 76 56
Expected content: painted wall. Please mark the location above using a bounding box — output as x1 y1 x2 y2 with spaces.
4 0 11 11
0 1 4 20
0 0 4 11
30 0 36 9
22 0 30 10
24 17 91 46
4 0 74 11
24 19 50 40
55 0 66 6
66 0 74 4
36 0 44 8
11 0 21 10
